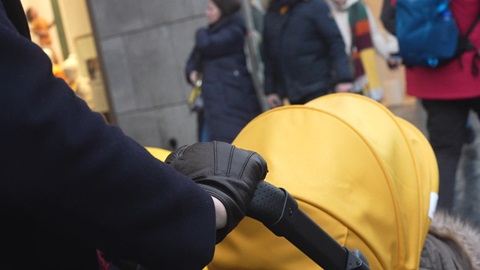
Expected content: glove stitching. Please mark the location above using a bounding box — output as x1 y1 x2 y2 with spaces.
213 141 218 176
238 152 255 180
226 145 235 177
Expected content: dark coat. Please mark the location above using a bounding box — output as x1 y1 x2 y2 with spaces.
263 0 353 104
380 0 396 35
186 12 262 144
0 1 216 269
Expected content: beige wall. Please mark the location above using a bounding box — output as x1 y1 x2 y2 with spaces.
58 0 110 113
88 0 208 149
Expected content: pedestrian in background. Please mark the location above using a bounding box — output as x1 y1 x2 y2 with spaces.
185 0 262 144
381 0 480 212
262 0 354 107
327 0 400 102
25 6 59 63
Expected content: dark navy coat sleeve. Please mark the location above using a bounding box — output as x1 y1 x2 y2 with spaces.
195 18 246 58
185 46 202 84
0 2 216 269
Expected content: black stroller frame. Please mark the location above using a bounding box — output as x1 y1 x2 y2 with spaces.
248 181 370 270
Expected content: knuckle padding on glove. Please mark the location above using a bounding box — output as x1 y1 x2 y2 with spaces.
165 141 268 242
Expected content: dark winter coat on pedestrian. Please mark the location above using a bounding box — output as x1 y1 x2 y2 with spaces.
263 0 353 104
0 1 217 269
185 12 262 144
380 0 396 35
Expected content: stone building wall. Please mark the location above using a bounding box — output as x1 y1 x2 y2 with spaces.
88 0 208 149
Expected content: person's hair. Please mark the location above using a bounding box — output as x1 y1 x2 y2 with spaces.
25 7 35 22
212 0 241 17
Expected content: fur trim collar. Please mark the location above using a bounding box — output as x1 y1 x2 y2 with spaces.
429 211 480 269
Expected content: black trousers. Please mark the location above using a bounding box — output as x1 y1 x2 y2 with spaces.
421 98 480 212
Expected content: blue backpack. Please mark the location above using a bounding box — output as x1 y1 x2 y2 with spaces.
396 0 477 67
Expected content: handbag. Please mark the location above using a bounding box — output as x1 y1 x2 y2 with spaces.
188 78 203 112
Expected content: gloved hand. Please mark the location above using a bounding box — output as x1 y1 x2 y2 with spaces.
165 141 268 242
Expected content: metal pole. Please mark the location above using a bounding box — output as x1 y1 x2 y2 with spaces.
240 0 269 112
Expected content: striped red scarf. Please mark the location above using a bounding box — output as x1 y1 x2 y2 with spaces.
348 2 374 83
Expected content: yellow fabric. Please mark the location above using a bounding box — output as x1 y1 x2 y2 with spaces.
188 84 202 106
360 48 382 95
209 93 438 270
52 64 67 81
145 147 171 162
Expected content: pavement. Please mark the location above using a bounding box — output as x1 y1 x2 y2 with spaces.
388 101 480 227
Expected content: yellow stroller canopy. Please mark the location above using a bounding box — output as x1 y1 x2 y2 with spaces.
144 147 171 162
209 94 438 270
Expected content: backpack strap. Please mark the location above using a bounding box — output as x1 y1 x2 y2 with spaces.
465 15 480 38
465 15 480 76
452 14 479 72
472 54 479 77
459 15 480 53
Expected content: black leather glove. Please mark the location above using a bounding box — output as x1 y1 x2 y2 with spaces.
165 141 268 242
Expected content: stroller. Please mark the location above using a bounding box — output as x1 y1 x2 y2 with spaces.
145 94 439 270
208 94 438 270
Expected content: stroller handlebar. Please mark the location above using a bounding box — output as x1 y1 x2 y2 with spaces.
247 181 287 225
247 181 370 270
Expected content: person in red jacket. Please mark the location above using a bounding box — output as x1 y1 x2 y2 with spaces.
381 0 480 212
402 0 480 212
0 0 268 269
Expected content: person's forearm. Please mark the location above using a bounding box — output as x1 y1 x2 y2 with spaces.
212 197 227 229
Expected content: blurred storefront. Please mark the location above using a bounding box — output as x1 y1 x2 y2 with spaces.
20 0 113 122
